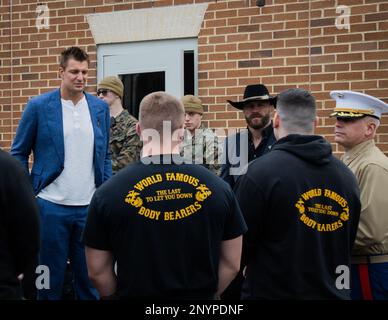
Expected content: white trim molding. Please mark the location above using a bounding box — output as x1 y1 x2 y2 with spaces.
86 4 208 44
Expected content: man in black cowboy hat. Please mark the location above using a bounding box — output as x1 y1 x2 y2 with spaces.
220 84 276 300
220 84 277 189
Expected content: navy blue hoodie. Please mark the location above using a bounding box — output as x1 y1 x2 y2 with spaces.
235 134 361 299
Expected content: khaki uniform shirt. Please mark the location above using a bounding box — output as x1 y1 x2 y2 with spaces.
342 139 388 256
180 126 222 176
110 109 142 173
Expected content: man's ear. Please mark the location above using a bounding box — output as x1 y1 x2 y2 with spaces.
365 120 377 138
136 122 141 137
273 111 280 129
59 67 64 79
171 124 185 144
178 123 185 140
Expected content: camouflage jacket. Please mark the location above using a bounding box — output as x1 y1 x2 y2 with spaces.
180 126 222 176
110 109 142 173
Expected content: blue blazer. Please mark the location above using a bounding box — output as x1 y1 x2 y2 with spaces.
11 88 112 195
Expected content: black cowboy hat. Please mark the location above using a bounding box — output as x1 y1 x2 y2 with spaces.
227 84 276 110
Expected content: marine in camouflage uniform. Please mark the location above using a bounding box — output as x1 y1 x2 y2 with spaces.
181 126 222 176
180 95 222 176
97 76 142 173
110 110 142 173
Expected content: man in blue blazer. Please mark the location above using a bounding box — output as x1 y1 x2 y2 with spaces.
11 47 112 300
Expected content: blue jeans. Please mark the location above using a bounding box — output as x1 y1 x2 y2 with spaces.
36 197 98 300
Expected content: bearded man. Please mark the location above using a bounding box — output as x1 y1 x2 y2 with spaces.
220 84 277 300
221 84 277 188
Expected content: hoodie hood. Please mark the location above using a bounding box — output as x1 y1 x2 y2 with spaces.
272 134 332 166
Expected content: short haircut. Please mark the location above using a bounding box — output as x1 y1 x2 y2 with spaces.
363 116 380 136
276 88 316 134
59 46 89 69
139 91 185 134
364 115 380 128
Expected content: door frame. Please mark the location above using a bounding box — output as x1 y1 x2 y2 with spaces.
97 38 198 98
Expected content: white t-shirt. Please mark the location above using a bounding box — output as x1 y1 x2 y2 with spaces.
38 96 96 205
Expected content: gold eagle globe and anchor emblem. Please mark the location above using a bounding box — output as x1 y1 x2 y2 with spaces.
125 190 143 208
340 207 350 222
195 184 212 202
295 198 305 214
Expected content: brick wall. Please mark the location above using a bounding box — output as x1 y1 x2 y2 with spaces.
1 0 387 155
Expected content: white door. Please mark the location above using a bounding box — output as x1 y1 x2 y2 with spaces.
97 38 197 117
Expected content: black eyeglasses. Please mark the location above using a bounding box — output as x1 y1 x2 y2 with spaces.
97 89 110 96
